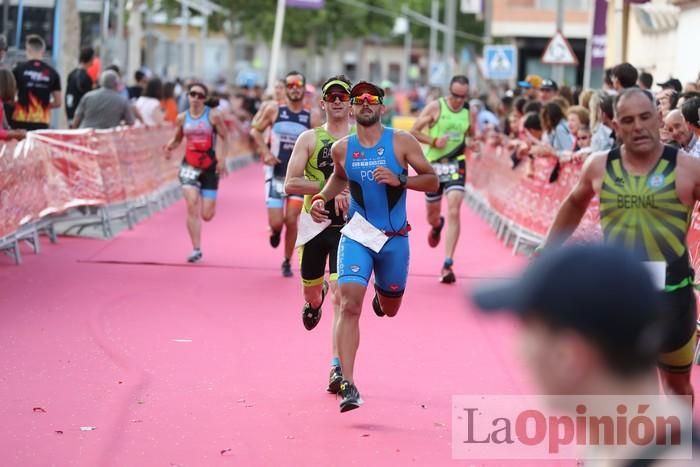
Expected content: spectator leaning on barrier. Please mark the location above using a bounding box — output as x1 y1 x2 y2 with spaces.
65 47 95 124
11 34 61 131
533 102 574 159
0 69 26 140
589 90 615 152
71 70 135 130
680 97 700 157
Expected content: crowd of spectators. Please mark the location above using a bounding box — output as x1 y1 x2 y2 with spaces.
2 32 699 168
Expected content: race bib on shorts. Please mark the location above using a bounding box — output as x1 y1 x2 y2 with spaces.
179 164 202 184
341 213 388 254
643 261 666 290
268 176 285 199
432 160 459 183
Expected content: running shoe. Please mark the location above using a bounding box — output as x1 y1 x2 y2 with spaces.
440 266 456 284
372 294 385 317
339 380 363 413
428 216 445 248
270 230 281 248
282 258 293 277
327 365 343 394
302 281 328 331
187 249 202 263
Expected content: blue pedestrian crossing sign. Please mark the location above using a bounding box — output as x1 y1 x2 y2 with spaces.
484 45 517 80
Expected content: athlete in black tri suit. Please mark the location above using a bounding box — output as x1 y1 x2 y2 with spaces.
165 82 228 263
250 71 320 277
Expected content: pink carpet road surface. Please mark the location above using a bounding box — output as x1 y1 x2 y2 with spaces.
0 161 697 466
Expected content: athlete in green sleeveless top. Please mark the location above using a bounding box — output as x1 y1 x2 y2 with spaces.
285 75 352 395
540 89 700 403
411 75 473 283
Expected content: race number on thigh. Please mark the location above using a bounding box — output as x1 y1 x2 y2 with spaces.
268 176 285 199
179 164 202 185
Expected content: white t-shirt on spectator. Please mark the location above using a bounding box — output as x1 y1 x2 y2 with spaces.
134 96 164 126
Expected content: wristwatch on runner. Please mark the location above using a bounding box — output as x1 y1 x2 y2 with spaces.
398 173 408 188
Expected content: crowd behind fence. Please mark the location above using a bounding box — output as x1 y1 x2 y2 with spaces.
4 125 700 274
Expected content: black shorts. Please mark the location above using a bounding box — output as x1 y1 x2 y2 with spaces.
179 161 219 195
426 154 466 202
657 285 698 373
299 227 342 287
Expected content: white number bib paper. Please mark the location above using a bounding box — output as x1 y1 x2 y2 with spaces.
295 212 331 248
643 261 666 290
340 213 388 254
179 165 201 182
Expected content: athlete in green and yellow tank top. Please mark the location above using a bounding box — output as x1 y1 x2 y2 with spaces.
424 97 471 163
302 126 349 227
410 75 473 284
600 145 693 286
539 89 700 402
283 75 352 395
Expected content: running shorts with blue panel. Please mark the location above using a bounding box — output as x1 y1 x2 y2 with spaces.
179 161 219 199
264 165 303 209
337 235 409 298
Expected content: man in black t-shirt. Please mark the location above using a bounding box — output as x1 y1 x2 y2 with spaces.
11 35 61 131
65 47 95 123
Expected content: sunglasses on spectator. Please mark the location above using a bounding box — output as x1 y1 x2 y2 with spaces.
350 93 382 105
189 91 206 100
323 92 350 103
578 134 590 140
286 79 304 89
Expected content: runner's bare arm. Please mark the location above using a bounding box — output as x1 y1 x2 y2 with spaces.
409 101 439 146
396 130 438 192
209 110 228 163
675 152 700 207
285 130 321 195
210 109 229 174
310 139 349 222
249 104 278 163
165 113 185 151
541 152 605 249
